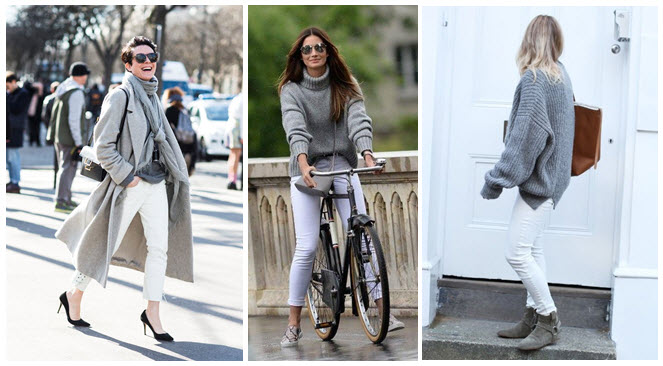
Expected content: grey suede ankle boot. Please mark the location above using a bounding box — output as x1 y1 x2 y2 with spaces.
518 311 561 351
497 306 537 338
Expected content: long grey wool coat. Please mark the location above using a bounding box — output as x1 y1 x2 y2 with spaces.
55 85 194 287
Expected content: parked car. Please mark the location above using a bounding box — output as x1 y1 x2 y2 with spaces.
188 98 233 160
188 83 213 101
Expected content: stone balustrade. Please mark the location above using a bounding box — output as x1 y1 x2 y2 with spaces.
248 151 418 316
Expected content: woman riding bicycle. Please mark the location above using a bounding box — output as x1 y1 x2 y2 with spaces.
277 26 403 347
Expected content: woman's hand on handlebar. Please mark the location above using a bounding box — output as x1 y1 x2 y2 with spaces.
302 166 317 187
297 154 317 188
364 153 382 175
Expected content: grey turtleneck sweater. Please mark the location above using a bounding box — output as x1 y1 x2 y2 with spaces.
481 63 575 209
280 67 373 177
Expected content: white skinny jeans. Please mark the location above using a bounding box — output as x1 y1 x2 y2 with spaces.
72 179 169 301
505 193 557 316
288 156 381 307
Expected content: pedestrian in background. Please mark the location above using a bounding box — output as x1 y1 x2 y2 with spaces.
42 81 60 141
25 81 44 146
86 83 103 123
164 87 197 176
6 71 30 194
47 62 90 213
55 36 193 342
225 92 242 190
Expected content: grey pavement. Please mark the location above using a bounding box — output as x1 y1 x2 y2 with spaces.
423 317 615 360
248 315 418 361
6 145 243 361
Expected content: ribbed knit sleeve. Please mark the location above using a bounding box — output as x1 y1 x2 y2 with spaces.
346 83 373 153
280 83 312 158
481 71 551 199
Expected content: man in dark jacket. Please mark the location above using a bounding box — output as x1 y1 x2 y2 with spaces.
86 83 103 122
24 80 44 146
47 62 89 213
6 71 30 193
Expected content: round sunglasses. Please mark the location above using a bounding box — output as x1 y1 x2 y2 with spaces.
133 52 159 64
300 43 326 55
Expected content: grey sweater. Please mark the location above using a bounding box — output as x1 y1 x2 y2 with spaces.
281 67 373 177
481 63 575 209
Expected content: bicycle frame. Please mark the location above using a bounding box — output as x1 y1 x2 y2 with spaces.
318 171 375 318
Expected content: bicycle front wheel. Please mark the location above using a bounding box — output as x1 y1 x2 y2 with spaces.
350 223 390 343
306 225 340 341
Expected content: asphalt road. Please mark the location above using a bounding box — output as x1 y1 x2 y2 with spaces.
5 145 243 361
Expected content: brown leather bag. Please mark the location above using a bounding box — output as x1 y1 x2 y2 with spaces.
572 98 602 176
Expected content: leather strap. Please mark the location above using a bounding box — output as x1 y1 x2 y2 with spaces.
594 118 601 169
536 319 560 335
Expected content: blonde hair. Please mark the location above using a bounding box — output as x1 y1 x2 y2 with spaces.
516 15 564 84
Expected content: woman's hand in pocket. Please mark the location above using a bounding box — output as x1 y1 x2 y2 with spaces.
127 176 141 188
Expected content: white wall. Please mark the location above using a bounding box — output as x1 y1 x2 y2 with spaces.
421 6 439 327
422 6 454 327
610 7 658 360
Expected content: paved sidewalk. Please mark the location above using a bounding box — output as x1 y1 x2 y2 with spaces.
5 145 243 361
248 316 418 361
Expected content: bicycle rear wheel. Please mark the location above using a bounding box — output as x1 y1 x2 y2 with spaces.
350 223 390 343
306 225 341 341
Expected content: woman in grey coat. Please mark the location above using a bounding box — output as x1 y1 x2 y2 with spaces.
481 15 574 351
55 36 193 342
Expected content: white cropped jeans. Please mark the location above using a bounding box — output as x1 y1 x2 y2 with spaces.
505 193 557 316
72 179 169 301
288 156 382 307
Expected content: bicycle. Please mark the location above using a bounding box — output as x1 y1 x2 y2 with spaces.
305 158 390 344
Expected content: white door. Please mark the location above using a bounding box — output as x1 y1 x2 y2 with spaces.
440 7 628 288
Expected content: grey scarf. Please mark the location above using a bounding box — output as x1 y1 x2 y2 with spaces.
123 72 189 216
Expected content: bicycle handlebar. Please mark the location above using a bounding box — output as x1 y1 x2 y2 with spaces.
311 158 386 177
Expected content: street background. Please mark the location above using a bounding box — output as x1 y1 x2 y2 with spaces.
7 5 242 96
5 145 243 361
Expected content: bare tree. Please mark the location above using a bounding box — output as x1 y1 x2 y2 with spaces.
148 5 186 96
83 6 135 92
6 6 92 79
167 6 243 92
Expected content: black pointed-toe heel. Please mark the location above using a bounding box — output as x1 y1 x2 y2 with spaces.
58 292 90 327
140 310 174 342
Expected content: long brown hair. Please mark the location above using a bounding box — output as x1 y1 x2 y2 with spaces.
277 27 362 122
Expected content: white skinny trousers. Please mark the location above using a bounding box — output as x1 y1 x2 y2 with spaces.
288 156 382 307
505 193 557 316
71 179 169 301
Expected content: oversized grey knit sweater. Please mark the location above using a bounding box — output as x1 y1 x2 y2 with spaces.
281 67 373 177
481 63 575 209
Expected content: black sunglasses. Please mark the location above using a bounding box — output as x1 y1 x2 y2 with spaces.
300 43 326 55
133 52 159 64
